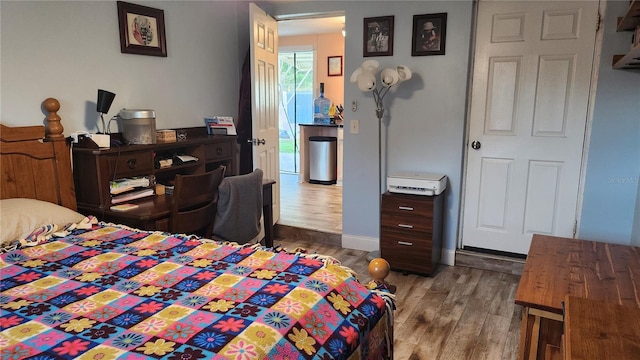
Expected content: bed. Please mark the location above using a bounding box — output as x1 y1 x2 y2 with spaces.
0 98 395 360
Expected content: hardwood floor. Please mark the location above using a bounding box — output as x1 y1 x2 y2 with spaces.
279 172 342 233
277 175 522 360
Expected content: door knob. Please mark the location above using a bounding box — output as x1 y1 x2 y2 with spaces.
247 138 266 146
471 141 481 150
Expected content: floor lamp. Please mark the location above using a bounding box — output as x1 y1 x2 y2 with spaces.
350 61 412 260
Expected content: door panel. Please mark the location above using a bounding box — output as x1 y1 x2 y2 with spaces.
462 0 598 254
250 3 280 224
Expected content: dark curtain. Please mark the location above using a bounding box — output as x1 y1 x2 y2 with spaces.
237 49 253 175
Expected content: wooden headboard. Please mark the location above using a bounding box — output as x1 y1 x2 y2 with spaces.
0 98 77 210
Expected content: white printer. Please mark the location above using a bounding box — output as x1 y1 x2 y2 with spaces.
387 172 447 196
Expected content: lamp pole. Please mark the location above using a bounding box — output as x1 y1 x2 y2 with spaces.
367 87 390 261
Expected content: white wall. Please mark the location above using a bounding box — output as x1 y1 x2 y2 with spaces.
1 1 242 133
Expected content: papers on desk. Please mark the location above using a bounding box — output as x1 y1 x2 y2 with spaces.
110 203 140 212
111 188 154 204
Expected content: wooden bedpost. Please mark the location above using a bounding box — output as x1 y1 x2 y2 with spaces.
42 97 77 210
43 98 64 139
368 258 397 293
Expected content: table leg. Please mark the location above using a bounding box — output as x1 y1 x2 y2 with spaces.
262 182 274 248
529 314 541 360
519 307 531 360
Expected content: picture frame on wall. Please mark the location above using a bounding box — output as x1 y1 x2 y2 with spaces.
328 56 343 76
412 13 447 56
117 1 167 57
363 16 394 57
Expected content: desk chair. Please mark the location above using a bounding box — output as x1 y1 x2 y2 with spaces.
169 166 225 237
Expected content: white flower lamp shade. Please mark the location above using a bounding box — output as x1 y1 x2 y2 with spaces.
396 65 412 83
357 71 377 92
380 68 399 87
362 59 380 73
350 67 363 83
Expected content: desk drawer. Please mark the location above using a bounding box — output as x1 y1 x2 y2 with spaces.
107 151 154 178
205 141 233 160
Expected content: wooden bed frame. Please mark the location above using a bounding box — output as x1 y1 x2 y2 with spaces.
0 98 76 210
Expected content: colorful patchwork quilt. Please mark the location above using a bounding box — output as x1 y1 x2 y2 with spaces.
0 221 394 359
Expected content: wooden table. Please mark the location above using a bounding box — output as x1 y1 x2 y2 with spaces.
564 296 640 360
514 234 640 360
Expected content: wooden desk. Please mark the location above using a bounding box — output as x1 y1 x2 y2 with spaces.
86 180 276 248
515 234 640 360
564 296 640 360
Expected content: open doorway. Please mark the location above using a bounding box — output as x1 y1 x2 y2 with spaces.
277 15 345 235
278 50 314 174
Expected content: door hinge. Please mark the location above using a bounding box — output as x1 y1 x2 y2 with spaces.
572 220 578 238
596 10 601 32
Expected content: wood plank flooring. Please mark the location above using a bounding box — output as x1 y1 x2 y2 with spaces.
277 176 522 359
279 172 342 233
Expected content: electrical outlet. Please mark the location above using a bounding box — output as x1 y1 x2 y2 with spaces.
350 120 359 134
351 100 357 112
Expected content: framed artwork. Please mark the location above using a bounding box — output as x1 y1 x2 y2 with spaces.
412 13 447 56
328 56 343 76
117 1 167 57
363 16 394 57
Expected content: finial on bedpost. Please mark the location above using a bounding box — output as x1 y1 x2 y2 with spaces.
368 258 396 293
43 97 63 139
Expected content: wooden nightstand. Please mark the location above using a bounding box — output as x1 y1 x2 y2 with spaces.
380 191 444 275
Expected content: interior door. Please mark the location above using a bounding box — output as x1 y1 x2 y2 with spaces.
250 3 280 224
462 0 598 254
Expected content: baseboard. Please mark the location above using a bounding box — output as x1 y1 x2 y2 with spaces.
341 233 379 252
441 248 456 266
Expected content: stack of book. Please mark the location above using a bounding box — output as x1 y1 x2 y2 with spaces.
110 176 155 204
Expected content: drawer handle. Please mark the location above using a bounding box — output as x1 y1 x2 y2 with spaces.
398 206 414 211
398 241 413 246
127 159 137 169
216 147 223 155
398 224 414 229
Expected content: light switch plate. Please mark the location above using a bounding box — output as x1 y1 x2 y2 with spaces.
350 120 359 134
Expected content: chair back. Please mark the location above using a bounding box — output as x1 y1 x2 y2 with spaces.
169 166 225 237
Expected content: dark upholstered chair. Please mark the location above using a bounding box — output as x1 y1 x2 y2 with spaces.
169 166 225 237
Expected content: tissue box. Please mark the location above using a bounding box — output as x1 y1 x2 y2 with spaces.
156 129 176 142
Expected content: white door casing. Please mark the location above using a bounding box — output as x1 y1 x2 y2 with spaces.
462 0 598 254
250 3 280 224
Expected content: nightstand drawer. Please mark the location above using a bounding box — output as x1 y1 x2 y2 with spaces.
381 213 433 233
107 151 154 178
381 227 431 248
382 194 432 217
381 234 432 274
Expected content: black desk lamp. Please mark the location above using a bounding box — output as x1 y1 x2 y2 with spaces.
97 89 116 133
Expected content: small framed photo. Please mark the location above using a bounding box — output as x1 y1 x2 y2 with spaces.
412 13 447 56
363 16 394 57
117 1 167 57
328 56 343 76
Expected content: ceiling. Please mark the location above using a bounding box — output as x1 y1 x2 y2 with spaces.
278 16 345 37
